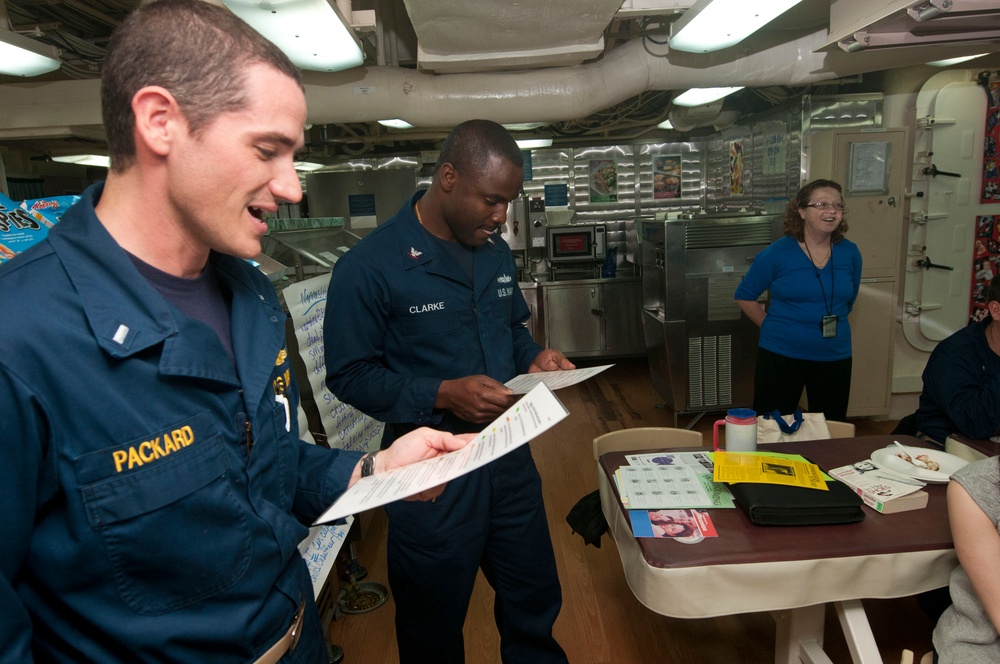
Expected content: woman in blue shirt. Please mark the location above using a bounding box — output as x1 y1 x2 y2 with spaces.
735 179 862 421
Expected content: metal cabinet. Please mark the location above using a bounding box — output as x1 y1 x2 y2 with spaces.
544 283 603 355
543 278 643 358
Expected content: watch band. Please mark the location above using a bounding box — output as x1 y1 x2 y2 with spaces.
361 451 377 478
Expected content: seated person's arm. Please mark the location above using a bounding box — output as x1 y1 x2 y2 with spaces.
949 479 1000 633
924 345 1000 440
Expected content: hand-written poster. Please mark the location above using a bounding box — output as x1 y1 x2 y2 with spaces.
729 141 745 195
589 159 618 203
652 155 681 199
298 517 353 598
982 81 1000 203
283 274 384 453
762 130 787 176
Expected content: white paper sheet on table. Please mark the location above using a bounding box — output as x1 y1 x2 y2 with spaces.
313 383 569 525
504 364 613 394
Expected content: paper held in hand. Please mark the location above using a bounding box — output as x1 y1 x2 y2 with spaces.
313 383 569 525
503 364 612 394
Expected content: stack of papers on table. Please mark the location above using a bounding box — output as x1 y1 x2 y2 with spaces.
615 452 734 510
713 451 829 490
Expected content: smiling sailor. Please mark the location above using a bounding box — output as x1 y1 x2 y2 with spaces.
0 2 470 661
325 119 576 664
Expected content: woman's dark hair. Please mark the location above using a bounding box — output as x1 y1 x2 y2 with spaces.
783 179 849 243
988 274 1000 305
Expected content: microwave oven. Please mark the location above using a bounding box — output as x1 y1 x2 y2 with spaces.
546 224 606 264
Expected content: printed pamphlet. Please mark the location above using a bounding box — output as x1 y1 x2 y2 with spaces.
828 461 929 514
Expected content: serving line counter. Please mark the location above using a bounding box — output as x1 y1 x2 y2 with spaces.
598 436 958 664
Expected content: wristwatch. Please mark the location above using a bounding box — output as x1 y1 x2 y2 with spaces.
361 451 378 478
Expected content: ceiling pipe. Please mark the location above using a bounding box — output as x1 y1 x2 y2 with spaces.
300 28 983 126
0 26 992 136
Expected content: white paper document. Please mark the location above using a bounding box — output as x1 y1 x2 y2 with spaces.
504 364 613 394
313 383 569 525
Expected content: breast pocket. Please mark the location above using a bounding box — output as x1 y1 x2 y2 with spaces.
78 439 251 615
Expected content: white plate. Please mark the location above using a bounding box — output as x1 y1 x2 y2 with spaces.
871 445 969 483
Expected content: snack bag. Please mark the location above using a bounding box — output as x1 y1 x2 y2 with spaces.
20 194 79 226
0 193 58 264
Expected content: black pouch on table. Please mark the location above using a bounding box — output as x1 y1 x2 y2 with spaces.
728 480 865 526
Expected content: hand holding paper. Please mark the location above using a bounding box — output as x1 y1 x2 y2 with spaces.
374 430 477 501
315 383 569 525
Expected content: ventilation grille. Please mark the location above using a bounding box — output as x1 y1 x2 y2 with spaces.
685 220 773 249
687 335 733 408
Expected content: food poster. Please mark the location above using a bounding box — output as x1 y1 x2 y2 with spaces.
729 140 745 195
0 193 59 265
653 155 682 199
589 159 618 203
971 214 1000 322
982 81 1000 203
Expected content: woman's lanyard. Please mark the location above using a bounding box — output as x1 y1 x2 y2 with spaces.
804 242 838 338
804 242 834 314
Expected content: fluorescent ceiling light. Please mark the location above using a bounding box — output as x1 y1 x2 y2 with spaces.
503 122 546 131
669 0 805 53
927 53 988 67
223 0 364 72
672 87 743 107
378 118 414 129
515 138 553 149
51 154 110 168
657 119 674 130
0 29 61 77
294 161 325 171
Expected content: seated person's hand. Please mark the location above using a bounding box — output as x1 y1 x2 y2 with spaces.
436 375 517 424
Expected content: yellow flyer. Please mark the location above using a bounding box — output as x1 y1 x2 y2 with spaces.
712 451 828 490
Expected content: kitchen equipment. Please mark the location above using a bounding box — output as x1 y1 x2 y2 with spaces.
546 223 606 264
639 210 782 426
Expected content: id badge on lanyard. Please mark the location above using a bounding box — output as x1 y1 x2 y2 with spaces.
821 314 838 338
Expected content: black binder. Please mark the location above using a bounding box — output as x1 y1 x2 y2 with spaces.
728 480 865 526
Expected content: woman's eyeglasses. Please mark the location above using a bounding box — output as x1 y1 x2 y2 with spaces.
803 202 847 212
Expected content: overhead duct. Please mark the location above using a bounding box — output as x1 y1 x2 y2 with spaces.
0 25 992 136
299 27 984 126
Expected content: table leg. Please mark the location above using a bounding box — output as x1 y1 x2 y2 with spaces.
773 604 832 664
835 599 884 664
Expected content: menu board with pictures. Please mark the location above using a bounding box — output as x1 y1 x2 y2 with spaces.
588 159 618 203
652 155 681 199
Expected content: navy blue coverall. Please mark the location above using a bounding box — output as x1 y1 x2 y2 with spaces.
0 184 360 662
324 190 567 663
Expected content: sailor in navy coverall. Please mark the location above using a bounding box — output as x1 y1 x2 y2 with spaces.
325 120 573 663
0 2 468 660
